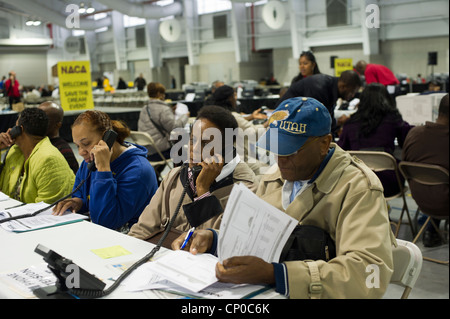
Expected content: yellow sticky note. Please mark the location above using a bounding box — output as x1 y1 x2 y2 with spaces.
91 245 132 259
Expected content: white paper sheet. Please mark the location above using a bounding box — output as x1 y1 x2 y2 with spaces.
0 192 10 202
148 250 218 293
218 183 298 263
0 202 88 232
121 260 267 299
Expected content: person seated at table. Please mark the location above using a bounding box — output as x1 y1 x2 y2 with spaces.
402 94 449 247
128 105 258 243
291 50 321 85
172 97 395 299
337 83 413 197
0 108 75 204
138 82 189 162
206 85 269 175
52 110 158 232
38 101 79 174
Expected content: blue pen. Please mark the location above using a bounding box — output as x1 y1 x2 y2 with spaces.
180 227 195 250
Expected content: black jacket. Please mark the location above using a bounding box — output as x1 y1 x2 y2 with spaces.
276 74 340 130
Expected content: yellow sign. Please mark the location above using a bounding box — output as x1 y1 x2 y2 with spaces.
58 61 94 111
334 58 353 77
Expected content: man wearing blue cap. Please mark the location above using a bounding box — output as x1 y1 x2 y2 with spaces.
173 97 395 299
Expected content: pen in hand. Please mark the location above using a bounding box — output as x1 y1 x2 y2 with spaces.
180 227 195 250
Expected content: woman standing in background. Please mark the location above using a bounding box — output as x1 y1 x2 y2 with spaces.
291 51 321 85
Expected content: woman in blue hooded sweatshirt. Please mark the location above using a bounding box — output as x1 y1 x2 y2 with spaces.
53 110 158 232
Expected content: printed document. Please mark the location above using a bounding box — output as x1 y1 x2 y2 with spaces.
121 183 297 296
0 202 88 232
218 183 298 263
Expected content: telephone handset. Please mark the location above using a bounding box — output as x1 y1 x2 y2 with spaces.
190 165 202 180
9 125 22 139
190 146 235 179
87 129 118 171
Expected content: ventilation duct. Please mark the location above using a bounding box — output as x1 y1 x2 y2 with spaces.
95 0 183 20
2 0 112 30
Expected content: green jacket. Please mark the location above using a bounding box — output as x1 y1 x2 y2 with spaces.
0 137 75 204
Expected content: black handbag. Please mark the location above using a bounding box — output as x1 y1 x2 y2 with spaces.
279 225 336 262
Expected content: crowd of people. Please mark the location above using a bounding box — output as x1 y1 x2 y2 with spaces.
0 71 153 111
0 53 448 298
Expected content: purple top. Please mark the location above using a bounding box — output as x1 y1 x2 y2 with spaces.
338 114 413 197
338 114 412 154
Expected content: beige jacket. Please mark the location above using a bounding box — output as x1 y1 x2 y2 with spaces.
129 162 258 240
257 144 395 299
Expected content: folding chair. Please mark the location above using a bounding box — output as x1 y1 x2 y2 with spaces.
399 161 449 265
348 151 414 238
390 239 423 299
128 131 173 182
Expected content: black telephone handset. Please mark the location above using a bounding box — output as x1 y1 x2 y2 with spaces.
87 130 118 171
191 165 202 180
9 125 22 139
190 146 235 180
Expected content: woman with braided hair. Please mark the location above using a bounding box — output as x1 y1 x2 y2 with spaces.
53 110 158 232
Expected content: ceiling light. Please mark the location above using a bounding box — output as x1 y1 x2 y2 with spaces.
26 18 41 26
86 3 95 14
78 2 86 14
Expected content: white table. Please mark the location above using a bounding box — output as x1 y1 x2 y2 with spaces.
0 197 159 299
0 199 281 300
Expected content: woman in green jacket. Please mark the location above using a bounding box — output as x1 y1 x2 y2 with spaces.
0 108 75 204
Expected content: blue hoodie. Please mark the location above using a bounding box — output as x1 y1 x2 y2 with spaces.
73 143 158 230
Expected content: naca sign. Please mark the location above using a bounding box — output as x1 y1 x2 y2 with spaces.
58 61 94 111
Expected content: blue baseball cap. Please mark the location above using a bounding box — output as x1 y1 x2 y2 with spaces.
257 97 331 156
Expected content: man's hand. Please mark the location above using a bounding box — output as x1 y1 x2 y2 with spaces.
215 256 275 285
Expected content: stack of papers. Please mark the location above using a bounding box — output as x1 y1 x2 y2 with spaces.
0 202 88 233
121 183 297 298
121 251 268 299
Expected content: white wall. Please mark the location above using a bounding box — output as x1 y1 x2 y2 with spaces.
0 50 48 87
0 0 448 88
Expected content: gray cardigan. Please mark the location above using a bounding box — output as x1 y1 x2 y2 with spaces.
138 99 189 155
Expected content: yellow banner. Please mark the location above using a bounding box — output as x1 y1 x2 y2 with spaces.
58 61 94 111
334 58 353 77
